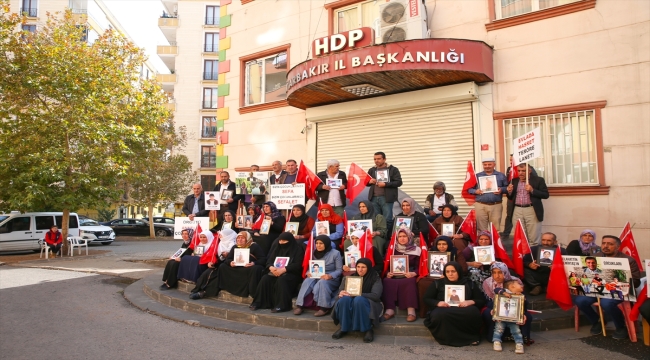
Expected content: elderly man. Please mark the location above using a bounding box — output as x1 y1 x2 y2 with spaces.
468 157 507 232
523 232 566 295
574 235 641 339
182 183 210 220
367 152 402 230
316 159 347 216
424 181 458 223
269 160 287 185
506 163 549 245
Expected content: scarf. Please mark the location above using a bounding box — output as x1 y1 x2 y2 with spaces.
440 204 457 222
236 231 254 248
434 235 457 259
220 210 236 229
356 200 375 220
440 261 468 286
348 229 365 251
317 203 343 225
578 229 597 254
482 262 520 299
270 232 300 258
217 228 237 255
313 235 332 259
401 197 416 216
196 230 215 264
263 201 282 219
291 204 311 233
354 258 379 294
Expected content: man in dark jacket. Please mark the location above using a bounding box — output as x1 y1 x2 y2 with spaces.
366 152 402 230
502 154 537 237
213 171 241 214
182 183 210 220
523 232 566 295
269 160 288 185
316 159 347 216
506 163 549 246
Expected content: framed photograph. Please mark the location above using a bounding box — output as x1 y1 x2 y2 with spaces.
236 215 245 228
444 284 465 306
259 219 272 235
309 260 326 278
376 169 389 183
441 223 454 237
204 191 221 210
344 276 363 296
390 255 408 275
479 175 498 193
537 246 555 266
170 248 186 260
428 251 450 278
221 189 234 201
327 179 342 189
474 245 495 265
194 245 205 256
222 222 232 230
394 216 413 232
315 221 330 236
493 294 525 323
243 215 253 229
233 248 249 266
345 251 361 267
347 220 373 236
285 222 299 235
273 256 289 269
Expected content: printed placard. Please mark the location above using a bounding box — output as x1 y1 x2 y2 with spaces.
234 171 269 195
309 260 326 278
345 276 363 296
347 220 373 236
444 284 465 306
513 127 542 165
562 255 636 301
204 191 221 210
537 247 555 266
174 217 210 239
170 248 186 260
474 245 495 265
233 248 250 266
327 179 342 188
315 221 330 236
269 183 305 209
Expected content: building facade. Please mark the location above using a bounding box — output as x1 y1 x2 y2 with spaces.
161 0 649 258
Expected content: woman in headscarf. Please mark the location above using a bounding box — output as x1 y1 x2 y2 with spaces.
331 258 383 343
177 229 215 284
247 204 263 224
311 204 344 249
458 230 502 286
343 230 383 275
294 235 343 316
289 204 315 242
348 200 388 256
250 232 304 312
188 228 237 299
393 198 429 241
160 229 192 290
432 204 471 249
417 235 457 318
252 201 286 255
382 229 421 322
216 231 267 298
481 262 533 344
423 261 485 346
566 229 599 256
210 210 238 233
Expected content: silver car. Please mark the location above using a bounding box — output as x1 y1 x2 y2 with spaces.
80 218 116 245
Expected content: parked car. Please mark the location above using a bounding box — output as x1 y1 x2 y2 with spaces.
0 212 80 252
142 217 175 229
100 218 172 237
79 218 115 245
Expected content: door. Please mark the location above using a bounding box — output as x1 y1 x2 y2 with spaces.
0 216 36 251
110 219 130 235
131 220 148 235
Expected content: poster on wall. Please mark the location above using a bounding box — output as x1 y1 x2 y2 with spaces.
562 256 636 302
174 217 210 240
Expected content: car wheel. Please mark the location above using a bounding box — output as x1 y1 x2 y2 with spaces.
101 242 112 245
155 229 168 237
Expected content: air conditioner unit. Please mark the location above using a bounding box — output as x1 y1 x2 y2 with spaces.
379 0 428 44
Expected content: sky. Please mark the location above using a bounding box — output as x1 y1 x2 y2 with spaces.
102 0 169 74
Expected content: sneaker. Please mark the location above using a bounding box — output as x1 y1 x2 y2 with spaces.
529 286 542 296
493 341 502 352
515 343 524 354
590 322 603 335
612 328 628 340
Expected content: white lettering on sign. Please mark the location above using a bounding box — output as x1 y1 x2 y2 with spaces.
314 29 365 56
409 0 419 17
513 128 542 165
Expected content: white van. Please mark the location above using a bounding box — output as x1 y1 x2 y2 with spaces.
0 212 80 252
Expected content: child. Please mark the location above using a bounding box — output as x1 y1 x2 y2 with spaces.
491 279 527 354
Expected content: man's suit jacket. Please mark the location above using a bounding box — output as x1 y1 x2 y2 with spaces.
506 175 549 222
182 193 210 217
269 170 288 185
213 182 240 212
316 171 348 207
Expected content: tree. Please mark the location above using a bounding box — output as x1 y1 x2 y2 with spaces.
0 5 173 251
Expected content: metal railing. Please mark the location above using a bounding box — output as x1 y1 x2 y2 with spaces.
202 101 218 109
204 44 218 52
203 72 219 80
20 7 37 17
205 16 220 26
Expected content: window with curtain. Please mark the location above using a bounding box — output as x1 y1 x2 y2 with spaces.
201 146 216 168
201 175 216 191
503 109 598 185
21 0 37 16
244 51 287 106
204 32 218 52
203 88 218 109
204 59 219 80
206 5 220 25
202 117 217 138
334 0 381 34
496 0 582 20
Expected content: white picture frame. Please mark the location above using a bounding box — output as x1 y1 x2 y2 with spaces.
345 251 361 267
315 221 330 236
285 222 299 235
309 260 326 278
473 245 495 265
444 284 465 306
204 191 221 210
273 256 290 269
326 179 342 189
259 219 272 235
479 175 498 193
376 169 389 183
347 220 373 236
233 248 249 266
441 223 454 237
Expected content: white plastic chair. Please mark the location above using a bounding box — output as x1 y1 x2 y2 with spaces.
39 239 63 259
67 236 89 257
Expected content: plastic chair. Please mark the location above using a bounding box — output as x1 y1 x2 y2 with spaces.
39 239 63 259
574 301 637 342
67 237 89 257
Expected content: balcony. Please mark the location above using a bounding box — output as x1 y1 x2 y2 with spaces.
156 73 177 84
20 7 37 18
157 43 177 70
158 15 178 44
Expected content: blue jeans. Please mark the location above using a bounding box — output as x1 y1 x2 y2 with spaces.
371 196 393 228
493 321 523 344
574 296 625 330
334 296 372 332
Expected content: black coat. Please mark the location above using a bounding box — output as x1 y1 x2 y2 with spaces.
506 175 549 222
213 181 241 212
316 171 348 207
367 165 402 203
181 193 210 217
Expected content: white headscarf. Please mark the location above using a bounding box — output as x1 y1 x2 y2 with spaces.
217 228 237 255
347 230 366 252
198 229 214 250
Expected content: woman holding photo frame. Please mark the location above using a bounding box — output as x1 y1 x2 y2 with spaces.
311 204 344 250
458 231 508 287
347 200 388 256
216 231 267 298
289 204 315 242
209 210 239 233
188 228 237 300
343 230 383 275
432 205 471 248
160 229 192 290
382 229 421 322
252 201 286 255
417 236 457 318
177 230 215 284
393 198 429 242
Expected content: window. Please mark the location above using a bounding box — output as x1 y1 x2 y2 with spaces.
205 5 220 25
503 109 599 185
55 216 79 229
204 32 218 52
201 146 216 168
69 0 88 14
0 217 31 233
495 0 582 20
244 51 288 106
201 175 216 191
22 24 36 33
202 116 217 138
204 59 219 80
333 1 381 34
21 0 37 17
35 216 55 230
202 88 218 109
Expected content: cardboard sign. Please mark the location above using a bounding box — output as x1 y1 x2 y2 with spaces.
269 183 305 209
513 127 541 165
173 217 210 240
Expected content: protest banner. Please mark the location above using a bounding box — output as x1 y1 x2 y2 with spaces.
174 217 210 239
269 184 305 209
234 171 269 195
562 255 636 302
513 127 541 165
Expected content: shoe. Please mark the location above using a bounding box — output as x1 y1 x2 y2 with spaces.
493 341 502 352
189 293 201 300
332 329 347 339
271 307 284 313
363 329 374 343
293 307 303 315
590 321 602 335
529 286 542 296
612 328 628 340
406 314 417 322
314 308 330 317
159 284 170 291
249 303 259 311
515 343 524 354
382 312 395 321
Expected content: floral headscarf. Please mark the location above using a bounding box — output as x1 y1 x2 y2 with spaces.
263 201 282 219
578 229 598 254
482 262 521 299
394 228 421 256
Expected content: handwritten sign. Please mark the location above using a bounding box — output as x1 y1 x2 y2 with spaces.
173 217 209 239
269 184 305 209
513 128 541 165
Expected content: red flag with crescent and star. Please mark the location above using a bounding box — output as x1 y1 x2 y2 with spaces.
418 233 429 279
296 160 322 201
619 222 642 268
459 209 477 243
512 219 531 277
491 223 515 270
359 228 375 266
346 162 371 202
382 232 397 277
546 244 573 310
427 221 439 248
461 160 477 206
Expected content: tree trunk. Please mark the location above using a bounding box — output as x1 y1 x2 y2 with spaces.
148 204 155 238
61 209 70 255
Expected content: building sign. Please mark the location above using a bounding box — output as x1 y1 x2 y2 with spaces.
312 27 375 57
513 127 542 165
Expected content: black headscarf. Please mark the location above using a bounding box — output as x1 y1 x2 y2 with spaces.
357 200 375 220
441 261 467 285
354 258 379 294
313 235 332 259
291 204 311 233
440 204 457 222
434 235 457 259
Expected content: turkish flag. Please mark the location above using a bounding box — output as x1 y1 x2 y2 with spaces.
491 223 515 270
459 209 477 243
346 162 370 202
251 213 264 231
341 211 348 250
629 284 647 321
301 232 314 279
296 160 322 201
619 222 642 268
201 232 219 265
188 224 203 250
546 244 573 310
418 233 429 278
427 221 439 248
461 160 477 206
359 228 375 266
508 157 517 182
512 219 531 277
382 232 397 277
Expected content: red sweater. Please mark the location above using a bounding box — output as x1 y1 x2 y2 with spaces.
45 231 62 245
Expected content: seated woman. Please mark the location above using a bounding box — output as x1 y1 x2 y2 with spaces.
382 229 420 322
343 230 383 275
210 210 238 233
294 235 343 316
250 232 304 313
289 204 315 242
44 225 63 257
252 201 286 255
217 231 267 298
345 200 388 256
458 231 500 286
177 230 215 284
481 262 533 344
566 229 599 256
393 198 429 241
311 204 344 250
432 205 471 248
160 229 192 290
331 258 383 343
423 261 485 346
417 236 457 318
188 228 237 299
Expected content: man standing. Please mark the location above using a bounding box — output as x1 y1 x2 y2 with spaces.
468 157 507 232
284 159 299 185
506 163 549 245
367 152 402 230
523 232 566 295
213 171 240 214
248 164 265 206
316 159 347 216
269 160 287 185
502 155 537 237
182 183 210 220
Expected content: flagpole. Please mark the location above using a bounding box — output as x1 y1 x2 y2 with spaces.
526 163 529 184
597 297 606 336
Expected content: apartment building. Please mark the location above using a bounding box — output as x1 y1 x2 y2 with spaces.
160 0 649 257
